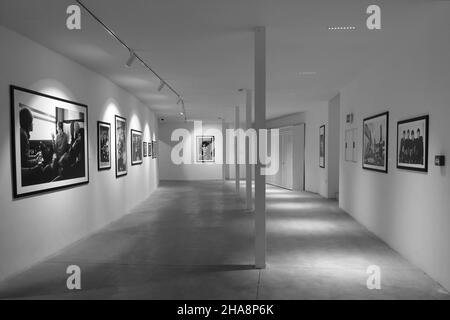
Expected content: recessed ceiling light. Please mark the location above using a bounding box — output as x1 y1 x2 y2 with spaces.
328 26 356 31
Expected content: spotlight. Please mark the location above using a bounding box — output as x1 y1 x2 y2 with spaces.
158 80 165 92
125 50 136 67
177 97 182 105
180 112 184 115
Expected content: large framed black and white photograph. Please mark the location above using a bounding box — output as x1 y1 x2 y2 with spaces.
196 136 215 163
363 111 389 173
97 121 111 171
319 125 325 168
131 129 143 165
397 115 429 172
115 115 127 177
10 85 89 198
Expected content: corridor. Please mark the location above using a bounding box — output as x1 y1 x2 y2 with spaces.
0 181 447 300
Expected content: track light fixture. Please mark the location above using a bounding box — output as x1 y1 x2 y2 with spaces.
125 50 136 68
75 0 187 120
158 80 166 92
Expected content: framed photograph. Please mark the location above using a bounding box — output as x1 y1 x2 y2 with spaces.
196 136 215 163
151 140 158 159
363 111 389 173
143 142 148 158
10 85 89 198
97 121 111 170
115 115 127 177
131 129 143 165
148 140 153 158
319 125 325 168
397 115 429 172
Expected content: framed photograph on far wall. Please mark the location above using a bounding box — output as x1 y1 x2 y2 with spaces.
152 140 158 159
143 141 148 158
97 121 111 171
115 115 127 177
397 115 429 172
148 141 153 158
319 125 325 168
196 136 215 163
363 111 389 173
10 85 89 198
131 129 143 165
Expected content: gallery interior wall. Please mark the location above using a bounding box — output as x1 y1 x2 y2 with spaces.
339 3 450 290
159 121 224 181
0 26 159 282
328 93 340 199
302 102 330 198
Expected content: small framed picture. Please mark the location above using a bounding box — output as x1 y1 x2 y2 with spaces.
148 141 153 158
397 115 429 172
319 125 325 168
131 129 143 165
115 115 127 177
152 141 158 159
363 111 389 173
97 121 111 170
143 141 148 158
196 136 215 163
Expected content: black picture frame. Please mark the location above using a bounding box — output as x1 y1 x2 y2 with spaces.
363 111 389 173
148 141 153 158
319 125 325 168
397 115 429 173
115 115 127 178
131 129 143 165
196 136 215 163
152 140 158 159
10 85 89 198
143 141 148 158
97 121 111 171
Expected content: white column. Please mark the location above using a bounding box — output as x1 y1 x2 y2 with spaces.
254 26 266 269
222 118 226 182
245 90 253 210
235 106 240 193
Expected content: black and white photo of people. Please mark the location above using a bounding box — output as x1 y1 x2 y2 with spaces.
397 115 428 171
12 86 88 197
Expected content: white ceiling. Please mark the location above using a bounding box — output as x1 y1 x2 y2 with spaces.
0 0 433 122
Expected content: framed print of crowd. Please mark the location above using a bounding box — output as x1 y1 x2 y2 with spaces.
319 125 325 168
197 136 215 163
363 111 389 173
10 85 89 198
115 115 127 177
397 115 429 172
131 129 143 165
97 121 111 170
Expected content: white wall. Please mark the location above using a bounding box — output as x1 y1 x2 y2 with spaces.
303 102 329 197
159 121 224 180
0 26 159 281
328 94 340 199
339 3 450 290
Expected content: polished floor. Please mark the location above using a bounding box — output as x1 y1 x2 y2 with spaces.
0 181 448 299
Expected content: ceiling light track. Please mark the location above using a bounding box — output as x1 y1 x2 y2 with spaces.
75 0 187 120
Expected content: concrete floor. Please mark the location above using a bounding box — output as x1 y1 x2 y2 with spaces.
0 181 448 300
